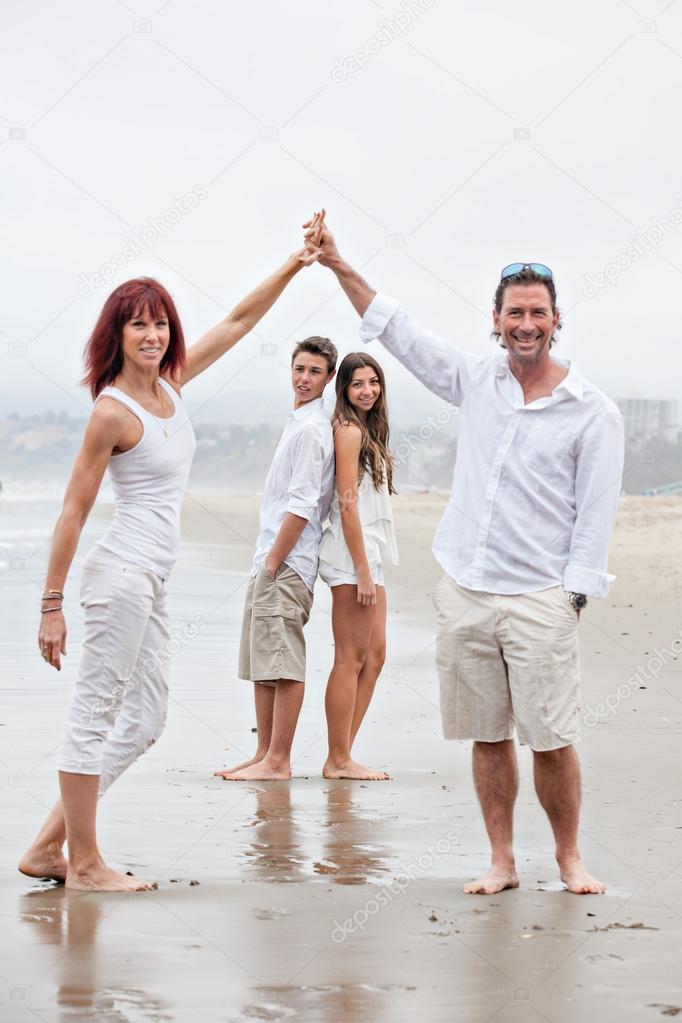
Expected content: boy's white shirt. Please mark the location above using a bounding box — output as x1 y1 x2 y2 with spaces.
251 397 335 592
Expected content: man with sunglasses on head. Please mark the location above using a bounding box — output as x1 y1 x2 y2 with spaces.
304 214 624 896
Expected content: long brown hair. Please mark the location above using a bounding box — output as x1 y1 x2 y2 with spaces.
334 352 395 494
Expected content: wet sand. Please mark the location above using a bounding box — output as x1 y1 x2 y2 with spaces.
1 494 682 1021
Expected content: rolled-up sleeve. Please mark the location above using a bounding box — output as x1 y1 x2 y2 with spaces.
563 406 625 597
360 292 485 406
286 427 325 521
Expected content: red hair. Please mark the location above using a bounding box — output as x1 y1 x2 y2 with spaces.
82 278 186 398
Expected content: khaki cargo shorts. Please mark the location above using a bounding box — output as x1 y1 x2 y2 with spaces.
238 564 313 685
433 575 581 752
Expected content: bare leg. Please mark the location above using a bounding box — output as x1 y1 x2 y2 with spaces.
18 800 68 882
224 680 303 781
464 739 520 894
215 683 275 778
349 587 387 749
59 772 156 892
323 585 388 781
533 745 605 894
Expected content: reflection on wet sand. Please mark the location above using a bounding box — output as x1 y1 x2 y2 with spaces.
314 783 391 886
19 887 171 1022
238 981 416 1023
239 782 393 887
240 783 310 882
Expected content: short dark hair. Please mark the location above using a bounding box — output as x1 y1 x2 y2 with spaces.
493 267 562 348
291 335 337 372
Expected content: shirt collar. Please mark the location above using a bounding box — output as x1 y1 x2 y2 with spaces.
290 396 326 421
555 359 584 400
496 354 585 401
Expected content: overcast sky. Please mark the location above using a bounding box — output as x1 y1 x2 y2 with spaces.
2 0 682 426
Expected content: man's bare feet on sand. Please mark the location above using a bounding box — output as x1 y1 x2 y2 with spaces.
214 753 265 779
322 758 390 781
559 857 606 894
464 865 520 895
19 843 68 884
65 862 157 892
219 756 291 781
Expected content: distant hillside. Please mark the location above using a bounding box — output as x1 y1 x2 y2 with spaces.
2 411 679 495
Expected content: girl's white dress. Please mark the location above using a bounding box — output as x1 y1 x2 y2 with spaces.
318 470 399 587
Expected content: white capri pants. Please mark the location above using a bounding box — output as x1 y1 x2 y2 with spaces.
57 546 170 793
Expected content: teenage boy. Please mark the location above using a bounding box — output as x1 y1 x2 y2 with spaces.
215 336 337 781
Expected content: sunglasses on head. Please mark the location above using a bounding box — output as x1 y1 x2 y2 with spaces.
500 262 553 281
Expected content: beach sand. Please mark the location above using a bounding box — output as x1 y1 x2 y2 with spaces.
1 493 681 1021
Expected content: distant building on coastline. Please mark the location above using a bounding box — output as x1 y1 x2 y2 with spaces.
615 397 679 445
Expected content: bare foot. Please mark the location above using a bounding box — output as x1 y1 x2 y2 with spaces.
214 753 264 779
66 864 158 892
220 757 291 781
323 758 390 781
464 865 519 895
19 844 68 884
560 858 606 894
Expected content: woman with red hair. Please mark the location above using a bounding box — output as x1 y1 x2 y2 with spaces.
19 219 323 892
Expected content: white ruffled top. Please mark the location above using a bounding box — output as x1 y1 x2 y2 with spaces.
319 469 399 573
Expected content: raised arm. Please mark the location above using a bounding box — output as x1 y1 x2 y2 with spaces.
39 401 127 670
180 215 323 386
304 211 486 406
303 210 375 316
180 251 309 386
334 423 376 606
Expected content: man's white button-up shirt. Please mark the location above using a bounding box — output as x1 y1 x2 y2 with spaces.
360 293 624 598
252 397 334 592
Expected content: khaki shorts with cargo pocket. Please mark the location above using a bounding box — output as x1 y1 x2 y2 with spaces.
238 564 313 685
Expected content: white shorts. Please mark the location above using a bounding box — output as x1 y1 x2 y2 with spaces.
433 575 581 752
318 561 385 588
57 546 171 792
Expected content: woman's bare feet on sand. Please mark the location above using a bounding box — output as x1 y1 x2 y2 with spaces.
65 861 157 892
322 758 390 781
18 843 68 884
463 864 520 895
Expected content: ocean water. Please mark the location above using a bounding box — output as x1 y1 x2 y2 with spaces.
0 486 62 573
0 475 120 574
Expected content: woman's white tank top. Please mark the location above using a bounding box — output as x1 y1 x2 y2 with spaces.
319 469 399 573
95 377 196 579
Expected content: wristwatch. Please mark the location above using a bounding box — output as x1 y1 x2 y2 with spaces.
566 591 587 611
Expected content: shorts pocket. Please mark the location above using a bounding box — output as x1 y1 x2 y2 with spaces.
432 573 455 616
253 604 296 655
552 586 579 622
